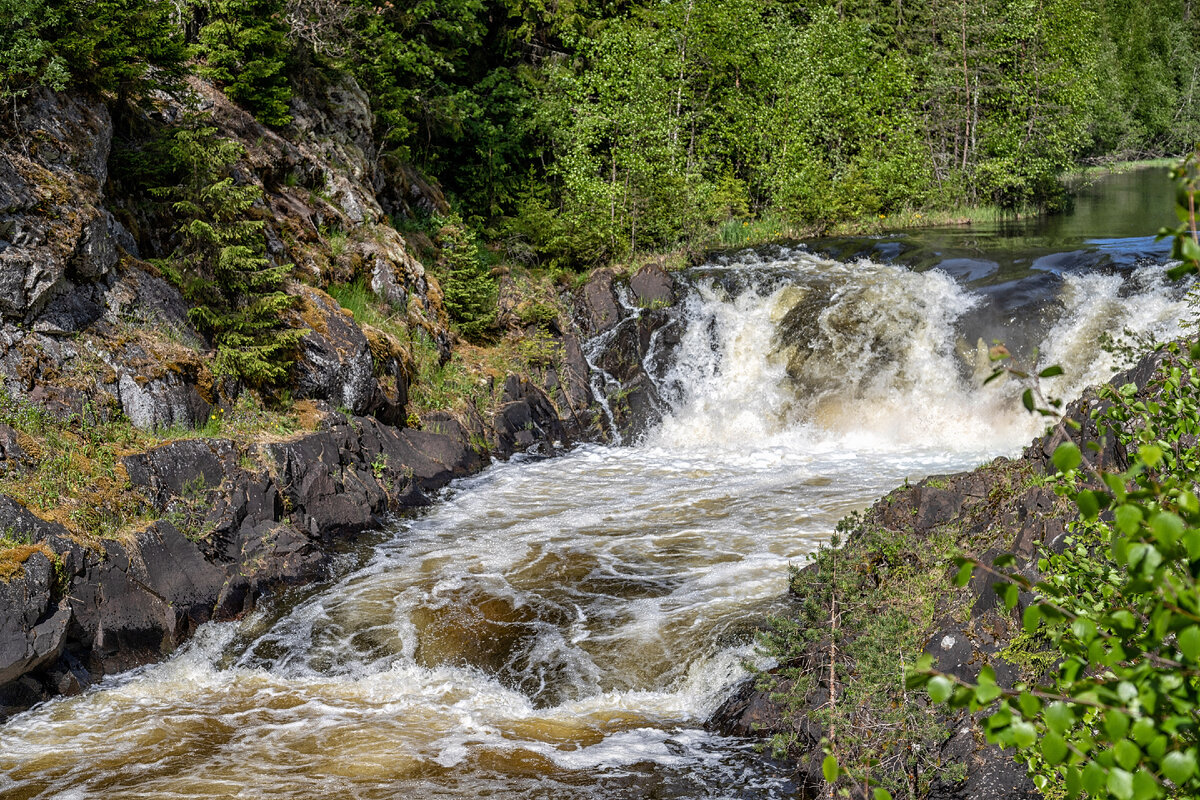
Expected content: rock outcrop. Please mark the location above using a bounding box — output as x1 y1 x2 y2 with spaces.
708 346 1174 800
0 70 457 434
576 263 683 441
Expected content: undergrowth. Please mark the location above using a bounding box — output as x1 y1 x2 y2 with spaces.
0 381 303 544
756 460 1050 796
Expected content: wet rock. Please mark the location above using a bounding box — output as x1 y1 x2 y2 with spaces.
588 310 673 440
709 676 791 738
0 551 70 685
291 285 377 415
74 521 228 671
579 269 622 335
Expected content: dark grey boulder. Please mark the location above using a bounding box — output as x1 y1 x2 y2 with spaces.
0 551 69 685
629 263 676 308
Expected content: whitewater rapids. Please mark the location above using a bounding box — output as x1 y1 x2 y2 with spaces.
0 247 1191 799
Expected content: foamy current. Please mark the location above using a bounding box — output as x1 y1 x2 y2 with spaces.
0 247 1192 800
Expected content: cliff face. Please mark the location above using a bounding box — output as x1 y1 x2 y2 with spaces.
0 78 603 718
0 76 449 427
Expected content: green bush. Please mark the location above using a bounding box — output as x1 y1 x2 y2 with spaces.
192 0 293 126
0 0 184 104
433 212 496 342
0 0 67 101
153 123 303 386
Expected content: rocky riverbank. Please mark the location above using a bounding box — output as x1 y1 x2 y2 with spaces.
0 74 683 718
708 347 1171 800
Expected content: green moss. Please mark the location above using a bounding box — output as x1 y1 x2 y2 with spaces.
997 628 1059 683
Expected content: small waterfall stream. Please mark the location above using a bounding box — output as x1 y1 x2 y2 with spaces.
0 243 1193 799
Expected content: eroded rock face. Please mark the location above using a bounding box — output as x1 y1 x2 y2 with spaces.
0 77 452 435
0 91 122 325
291 285 377 415
576 265 687 442
0 551 69 686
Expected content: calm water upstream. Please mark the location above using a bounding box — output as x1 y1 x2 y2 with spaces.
0 168 1193 799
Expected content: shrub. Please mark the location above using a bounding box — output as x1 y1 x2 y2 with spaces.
433 212 496 342
154 123 303 387
191 0 293 126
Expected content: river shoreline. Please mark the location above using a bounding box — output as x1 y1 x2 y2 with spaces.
709 344 1176 800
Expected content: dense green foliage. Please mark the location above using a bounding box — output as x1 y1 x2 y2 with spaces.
0 0 185 103
432 213 498 342
192 0 293 126
758 517 968 797
153 125 303 386
4 0 1198 263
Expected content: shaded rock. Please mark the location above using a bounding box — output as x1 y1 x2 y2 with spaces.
67 210 121 281
929 726 1038 800
100 265 196 336
377 160 450 220
579 269 622 335
31 282 104 335
291 285 377 415
709 676 790 739
629 263 676 308
491 376 568 456
0 551 69 685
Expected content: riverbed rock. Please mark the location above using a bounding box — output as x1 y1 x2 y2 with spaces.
579 269 622 335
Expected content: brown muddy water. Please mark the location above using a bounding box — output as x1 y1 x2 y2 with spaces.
0 168 1192 799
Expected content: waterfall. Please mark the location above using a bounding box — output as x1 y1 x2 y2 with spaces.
1 247 1193 800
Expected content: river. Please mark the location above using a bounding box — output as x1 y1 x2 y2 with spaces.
0 167 1192 799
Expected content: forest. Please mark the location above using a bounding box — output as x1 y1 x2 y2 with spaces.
2 0 1199 270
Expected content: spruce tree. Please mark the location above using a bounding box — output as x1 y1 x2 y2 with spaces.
155 124 303 387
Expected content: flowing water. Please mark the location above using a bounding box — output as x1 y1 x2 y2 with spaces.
0 168 1194 799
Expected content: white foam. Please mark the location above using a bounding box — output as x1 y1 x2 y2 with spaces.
2 252 1191 799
